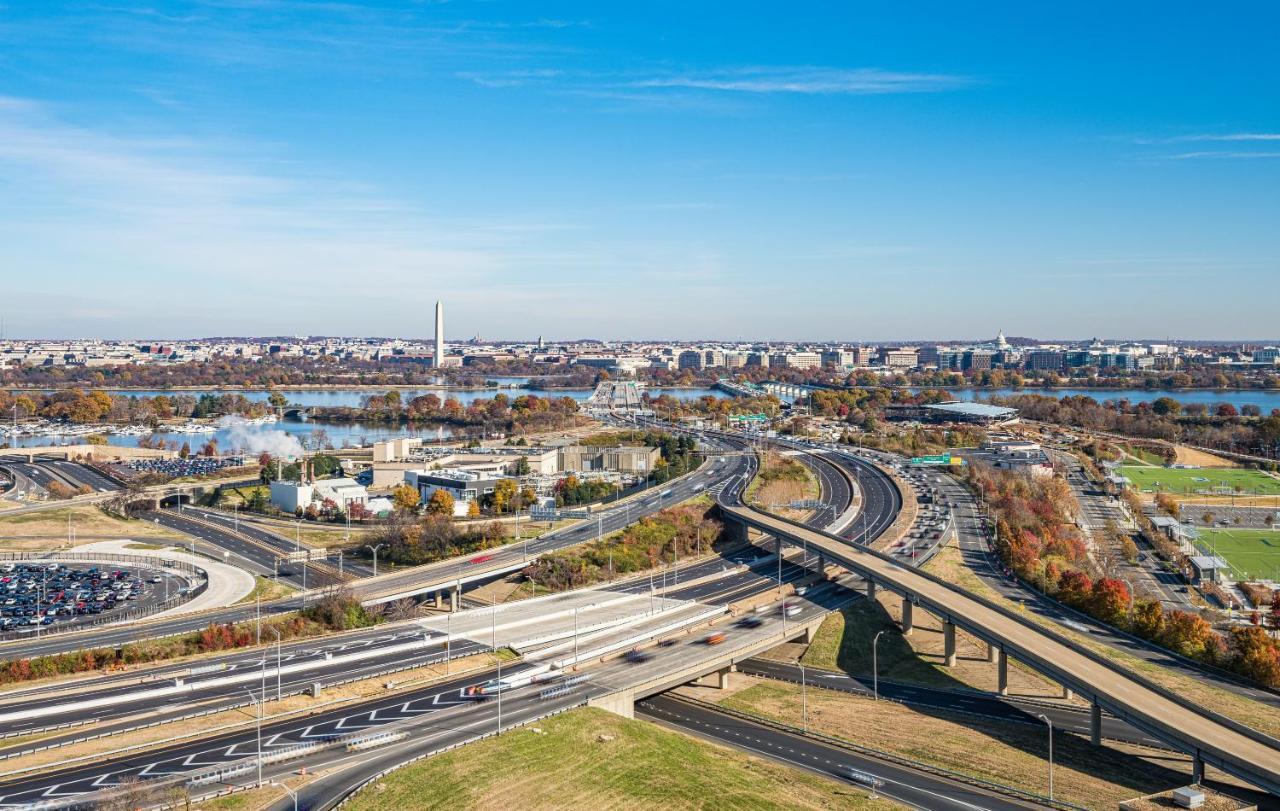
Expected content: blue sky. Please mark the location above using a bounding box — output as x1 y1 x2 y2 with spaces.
1 1 1277 341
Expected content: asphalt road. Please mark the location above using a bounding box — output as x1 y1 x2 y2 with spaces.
0 449 746 661
0 428 944 809
638 694 1038 811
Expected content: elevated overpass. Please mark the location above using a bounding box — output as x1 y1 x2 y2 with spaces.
721 501 1280 795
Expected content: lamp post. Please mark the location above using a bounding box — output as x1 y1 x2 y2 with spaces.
872 630 887 700
271 627 282 701
273 781 297 811
798 658 808 732
366 543 384 577
1036 713 1054 801
492 600 502 737
245 688 262 788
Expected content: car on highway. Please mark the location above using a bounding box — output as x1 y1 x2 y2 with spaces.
737 616 763 628
624 649 652 664
703 632 727 645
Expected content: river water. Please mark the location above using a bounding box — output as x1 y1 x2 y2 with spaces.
944 387 1280 412
8 384 1276 452
4 386 725 452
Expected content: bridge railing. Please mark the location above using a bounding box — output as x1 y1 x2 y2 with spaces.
727 503 1280 757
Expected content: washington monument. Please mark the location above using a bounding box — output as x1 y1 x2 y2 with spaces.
434 300 445 368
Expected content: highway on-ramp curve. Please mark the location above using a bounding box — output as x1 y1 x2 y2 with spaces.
724 501 1280 796
0 443 750 661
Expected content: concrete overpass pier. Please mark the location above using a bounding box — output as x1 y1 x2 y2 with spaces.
1091 702 1103 747
996 649 1009 696
901 600 914 636
943 621 957 667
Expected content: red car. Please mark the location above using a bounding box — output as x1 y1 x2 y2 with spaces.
469 554 496 565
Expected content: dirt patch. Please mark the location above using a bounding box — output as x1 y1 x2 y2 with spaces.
1173 445 1235 468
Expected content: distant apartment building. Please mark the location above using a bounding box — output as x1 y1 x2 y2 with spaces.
850 346 874 366
821 349 855 368
677 350 704 370
1025 350 1066 371
768 351 822 370
963 350 994 371
1253 347 1280 365
879 348 919 369
915 346 941 368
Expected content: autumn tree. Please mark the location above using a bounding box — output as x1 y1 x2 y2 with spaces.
1159 610 1214 659
1131 599 1165 640
1228 626 1280 688
491 478 518 514
1088 578 1131 627
391 484 420 514
426 489 456 517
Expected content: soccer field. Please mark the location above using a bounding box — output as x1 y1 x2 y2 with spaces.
1117 465 1280 496
1195 528 1280 581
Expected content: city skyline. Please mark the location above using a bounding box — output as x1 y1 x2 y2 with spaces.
1 2 1277 339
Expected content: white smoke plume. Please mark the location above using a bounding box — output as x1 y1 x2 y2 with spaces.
216 416 304 460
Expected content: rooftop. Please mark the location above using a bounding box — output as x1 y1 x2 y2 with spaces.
923 401 1019 418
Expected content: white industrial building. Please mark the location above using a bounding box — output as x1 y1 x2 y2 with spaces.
269 478 370 514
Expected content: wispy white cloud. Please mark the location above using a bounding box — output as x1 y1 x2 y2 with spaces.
1135 132 1280 144
457 65 972 100
0 96 568 319
1158 151 1280 160
628 67 971 95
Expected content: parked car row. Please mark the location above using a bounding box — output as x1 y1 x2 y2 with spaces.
0 563 155 630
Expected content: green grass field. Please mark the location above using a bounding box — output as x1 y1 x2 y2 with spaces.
340 708 893 810
1117 465 1280 496
1194 528 1280 581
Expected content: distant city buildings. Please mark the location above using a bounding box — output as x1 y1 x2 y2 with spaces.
0 324 1274 378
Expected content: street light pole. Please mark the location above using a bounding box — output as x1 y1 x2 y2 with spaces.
799 659 808 732
1036 713 1054 801
365 543 384 577
271 627 281 701
872 630 887 700
245 688 262 788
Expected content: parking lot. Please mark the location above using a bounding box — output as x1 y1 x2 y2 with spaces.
114 456 246 480
0 561 182 633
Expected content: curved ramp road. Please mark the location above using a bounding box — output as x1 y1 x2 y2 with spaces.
639 695 1037 811
725 503 1280 796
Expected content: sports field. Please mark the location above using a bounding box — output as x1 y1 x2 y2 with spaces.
1117 465 1280 496
1194 528 1280 581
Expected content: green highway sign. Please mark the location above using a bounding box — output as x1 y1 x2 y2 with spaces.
910 453 953 466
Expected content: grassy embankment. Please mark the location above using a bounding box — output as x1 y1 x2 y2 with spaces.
340 707 895 811
718 680 1198 808
0 505 187 551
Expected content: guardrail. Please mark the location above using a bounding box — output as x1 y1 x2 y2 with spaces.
0 551 205 576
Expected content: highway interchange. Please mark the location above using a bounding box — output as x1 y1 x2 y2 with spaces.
1 428 1277 808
